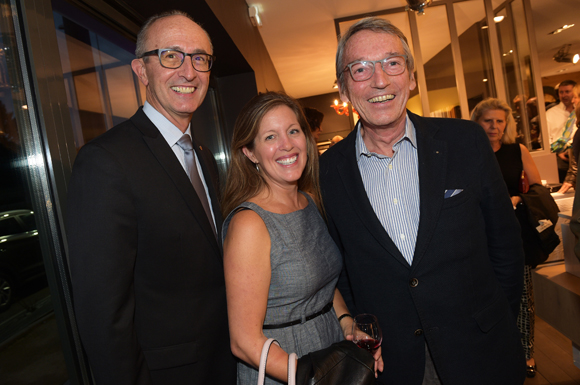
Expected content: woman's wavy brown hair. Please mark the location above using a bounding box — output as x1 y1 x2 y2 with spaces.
221 92 322 219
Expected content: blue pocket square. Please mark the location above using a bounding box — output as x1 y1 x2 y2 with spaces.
444 189 463 198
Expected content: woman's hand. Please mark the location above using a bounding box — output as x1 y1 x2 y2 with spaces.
510 195 522 208
372 346 384 377
345 332 384 377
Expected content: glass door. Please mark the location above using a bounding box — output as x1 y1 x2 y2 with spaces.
0 1 68 383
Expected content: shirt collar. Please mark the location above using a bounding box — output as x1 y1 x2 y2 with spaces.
356 113 417 159
143 101 192 146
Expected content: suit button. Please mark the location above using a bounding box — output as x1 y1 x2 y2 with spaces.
414 329 423 336
410 278 419 287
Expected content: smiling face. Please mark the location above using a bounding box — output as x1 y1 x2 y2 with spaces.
242 105 307 190
131 15 212 131
477 109 507 147
339 30 416 133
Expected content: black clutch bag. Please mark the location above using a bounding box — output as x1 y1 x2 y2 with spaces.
295 340 376 385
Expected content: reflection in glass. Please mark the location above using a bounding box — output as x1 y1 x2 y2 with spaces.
54 11 141 149
454 0 496 110
505 0 542 151
416 5 461 118
0 1 68 383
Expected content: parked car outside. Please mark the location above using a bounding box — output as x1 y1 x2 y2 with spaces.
0 209 46 312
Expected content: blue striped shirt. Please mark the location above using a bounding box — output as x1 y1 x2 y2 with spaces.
356 115 420 265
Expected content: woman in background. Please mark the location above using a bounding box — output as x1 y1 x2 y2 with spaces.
472 98 542 378
221 92 382 384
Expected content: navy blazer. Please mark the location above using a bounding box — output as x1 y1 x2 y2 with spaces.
67 108 236 385
320 111 526 385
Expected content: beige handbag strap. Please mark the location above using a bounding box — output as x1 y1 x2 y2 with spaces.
257 338 297 385
288 353 297 385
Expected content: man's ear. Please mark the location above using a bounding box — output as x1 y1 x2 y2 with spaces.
409 71 417 91
338 82 350 104
131 58 149 87
242 146 257 164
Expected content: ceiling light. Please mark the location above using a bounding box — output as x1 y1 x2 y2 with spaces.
405 0 431 15
494 16 504 23
248 5 262 27
483 79 488 82
549 24 574 35
481 25 488 30
553 44 579 63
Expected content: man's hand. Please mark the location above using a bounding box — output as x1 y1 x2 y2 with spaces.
558 182 573 194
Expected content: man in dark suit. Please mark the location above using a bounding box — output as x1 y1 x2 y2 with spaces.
66 10 236 385
320 17 526 385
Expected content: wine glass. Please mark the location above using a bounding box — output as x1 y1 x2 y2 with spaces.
352 314 382 352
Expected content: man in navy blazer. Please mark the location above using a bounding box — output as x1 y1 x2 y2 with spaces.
320 17 526 385
66 11 236 385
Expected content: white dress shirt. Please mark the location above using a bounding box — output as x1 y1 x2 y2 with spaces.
143 102 216 227
356 115 420 265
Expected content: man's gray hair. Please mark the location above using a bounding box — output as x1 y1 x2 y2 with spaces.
335 17 415 90
135 10 213 58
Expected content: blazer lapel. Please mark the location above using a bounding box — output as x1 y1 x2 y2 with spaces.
191 136 224 253
335 124 410 268
131 109 221 256
409 112 447 269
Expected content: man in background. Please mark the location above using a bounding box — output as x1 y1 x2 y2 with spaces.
547 80 578 183
304 106 324 141
66 10 236 385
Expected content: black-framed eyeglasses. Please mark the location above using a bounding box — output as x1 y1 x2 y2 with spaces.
343 55 408 82
140 49 215 72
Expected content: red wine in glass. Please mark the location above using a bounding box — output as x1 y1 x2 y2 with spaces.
356 338 381 351
352 314 382 352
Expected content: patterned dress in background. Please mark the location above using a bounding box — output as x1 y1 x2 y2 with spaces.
494 143 534 360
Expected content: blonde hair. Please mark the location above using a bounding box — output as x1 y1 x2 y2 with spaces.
470 98 517 144
221 92 322 218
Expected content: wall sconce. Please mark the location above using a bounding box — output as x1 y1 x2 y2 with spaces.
331 100 349 116
249 5 262 27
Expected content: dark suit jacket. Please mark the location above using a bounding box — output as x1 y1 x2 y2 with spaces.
320 112 526 385
66 108 236 385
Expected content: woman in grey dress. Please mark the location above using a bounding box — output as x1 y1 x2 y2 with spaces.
221 92 383 384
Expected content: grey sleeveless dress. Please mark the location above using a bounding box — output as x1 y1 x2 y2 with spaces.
222 193 344 385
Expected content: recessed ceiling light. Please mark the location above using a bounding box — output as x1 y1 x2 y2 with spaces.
557 68 568 73
574 54 580 64
481 25 488 29
549 24 574 35
483 79 488 82
494 16 504 23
